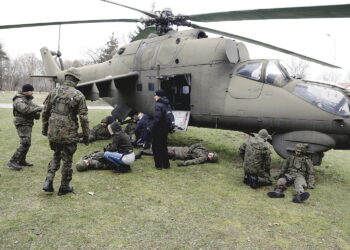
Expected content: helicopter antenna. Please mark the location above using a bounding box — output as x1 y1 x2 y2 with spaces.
56 25 64 70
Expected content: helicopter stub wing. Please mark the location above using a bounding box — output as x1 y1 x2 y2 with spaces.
76 71 139 101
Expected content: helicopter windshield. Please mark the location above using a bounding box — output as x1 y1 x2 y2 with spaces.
265 60 290 87
294 83 350 118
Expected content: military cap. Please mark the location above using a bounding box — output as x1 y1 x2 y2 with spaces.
154 89 165 97
22 84 34 92
258 129 272 140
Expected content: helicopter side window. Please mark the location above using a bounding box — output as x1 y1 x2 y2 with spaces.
235 62 262 81
265 61 289 87
294 83 350 118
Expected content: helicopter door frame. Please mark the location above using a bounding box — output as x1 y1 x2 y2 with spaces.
160 74 191 111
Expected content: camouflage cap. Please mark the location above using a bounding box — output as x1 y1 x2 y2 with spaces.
65 67 81 81
258 129 272 140
208 152 218 163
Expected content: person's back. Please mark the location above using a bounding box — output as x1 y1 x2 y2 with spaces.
42 68 89 195
241 136 270 175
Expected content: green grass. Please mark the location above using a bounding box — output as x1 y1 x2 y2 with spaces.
1 108 350 249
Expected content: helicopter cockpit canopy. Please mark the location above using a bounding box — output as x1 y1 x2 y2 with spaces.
294 83 350 118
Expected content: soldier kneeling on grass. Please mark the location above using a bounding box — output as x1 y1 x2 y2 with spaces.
77 121 135 173
239 129 273 189
267 143 315 203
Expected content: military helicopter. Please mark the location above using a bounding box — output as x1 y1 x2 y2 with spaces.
1 1 350 165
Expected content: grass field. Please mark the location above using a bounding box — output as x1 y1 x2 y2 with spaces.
0 107 350 249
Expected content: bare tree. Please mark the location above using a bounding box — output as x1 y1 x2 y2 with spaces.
287 57 310 79
0 43 9 90
87 33 119 63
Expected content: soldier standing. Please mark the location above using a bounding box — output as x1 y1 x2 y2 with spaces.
42 68 90 195
239 129 272 189
267 143 315 203
7 84 42 170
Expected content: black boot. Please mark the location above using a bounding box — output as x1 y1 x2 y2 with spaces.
58 186 74 196
43 179 54 192
250 175 258 189
19 161 33 167
7 161 22 171
135 151 143 160
243 174 250 185
267 191 285 198
292 192 310 203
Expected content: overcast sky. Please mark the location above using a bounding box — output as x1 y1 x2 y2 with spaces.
1 0 350 80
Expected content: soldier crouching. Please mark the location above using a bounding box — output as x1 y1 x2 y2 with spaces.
239 129 272 189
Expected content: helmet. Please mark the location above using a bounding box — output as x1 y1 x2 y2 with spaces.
258 129 271 140
101 117 108 123
208 152 218 163
295 143 307 154
65 67 81 81
76 159 88 171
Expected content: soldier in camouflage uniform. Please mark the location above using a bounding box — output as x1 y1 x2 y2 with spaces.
7 84 42 170
267 143 315 203
239 129 272 189
42 68 90 195
78 116 113 143
76 151 114 172
135 143 218 167
124 114 139 144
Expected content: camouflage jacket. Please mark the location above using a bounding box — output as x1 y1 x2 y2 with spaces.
169 143 209 166
239 136 271 175
279 155 315 186
12 92 41 126
90 124 110 141
42 80 89 144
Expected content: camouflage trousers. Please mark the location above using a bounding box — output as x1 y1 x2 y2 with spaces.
244 169 272 186
10 125 32 164
276 174 307 195
45 141 77 189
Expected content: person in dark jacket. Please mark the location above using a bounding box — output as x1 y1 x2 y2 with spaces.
149 89 171 170
104 121 135 173
134 112 152 149
8 84 42 170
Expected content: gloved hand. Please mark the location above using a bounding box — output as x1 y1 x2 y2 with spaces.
34 112 41 120
42 130 48 136
176 161 186 167
82 136 89 146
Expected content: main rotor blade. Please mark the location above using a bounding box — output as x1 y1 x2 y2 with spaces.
100 0 157 18
192 24 340 68
187 4 350 22
0 19 138 30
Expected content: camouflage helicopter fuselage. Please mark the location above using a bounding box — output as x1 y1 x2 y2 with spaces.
41 29 350 165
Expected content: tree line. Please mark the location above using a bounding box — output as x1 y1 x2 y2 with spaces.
0 33 120 92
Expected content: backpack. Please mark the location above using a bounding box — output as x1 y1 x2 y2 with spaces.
165 105 175 133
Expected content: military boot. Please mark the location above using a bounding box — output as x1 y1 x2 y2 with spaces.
57 186 74 196
43 179 54 192
7 161 22 171
243 174 250 185
250 175 258 189
292 192 310 203
267 190 285 198
135 151 143 160
19 161 34 167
